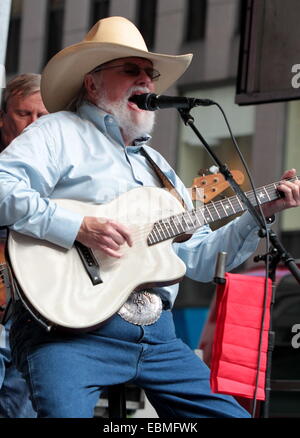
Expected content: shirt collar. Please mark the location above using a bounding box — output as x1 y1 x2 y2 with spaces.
77 101 111 134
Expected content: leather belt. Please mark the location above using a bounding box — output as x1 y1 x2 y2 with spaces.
117 291 163 326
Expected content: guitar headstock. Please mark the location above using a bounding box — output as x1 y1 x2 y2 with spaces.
191 170 245 203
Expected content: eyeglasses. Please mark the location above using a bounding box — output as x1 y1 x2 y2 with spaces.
91 63 161 81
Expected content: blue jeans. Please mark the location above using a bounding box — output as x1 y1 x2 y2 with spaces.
0 319 36 418
10 301 250 418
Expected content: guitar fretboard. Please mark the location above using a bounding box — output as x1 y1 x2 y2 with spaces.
147 177 297 246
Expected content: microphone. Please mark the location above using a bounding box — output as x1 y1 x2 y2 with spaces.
129 93 215 111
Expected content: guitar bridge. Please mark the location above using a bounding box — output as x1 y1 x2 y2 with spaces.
74 241 103 285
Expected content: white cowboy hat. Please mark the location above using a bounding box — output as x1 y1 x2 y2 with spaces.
41 16 193 113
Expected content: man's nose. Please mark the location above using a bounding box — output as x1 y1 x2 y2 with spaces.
135 69 153 88
29 113 41 124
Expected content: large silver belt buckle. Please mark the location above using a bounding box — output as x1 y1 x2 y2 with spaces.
117 291 162 326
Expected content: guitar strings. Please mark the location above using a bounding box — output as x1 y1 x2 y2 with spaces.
128 179 285 242
125 176 296 245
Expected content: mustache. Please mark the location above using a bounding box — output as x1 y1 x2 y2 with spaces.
126 86 151 101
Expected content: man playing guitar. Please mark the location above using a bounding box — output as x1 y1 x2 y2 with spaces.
0 17 299 418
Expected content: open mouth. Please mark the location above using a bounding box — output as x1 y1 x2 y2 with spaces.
127 99 140 111
127 91 147 111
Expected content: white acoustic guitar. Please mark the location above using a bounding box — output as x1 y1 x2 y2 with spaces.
7 178 295 331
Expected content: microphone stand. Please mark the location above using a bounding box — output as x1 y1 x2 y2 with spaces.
178 107 300 418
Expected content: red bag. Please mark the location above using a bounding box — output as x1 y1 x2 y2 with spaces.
210 273 272 400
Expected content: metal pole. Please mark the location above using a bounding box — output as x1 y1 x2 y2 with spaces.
0 0 12 101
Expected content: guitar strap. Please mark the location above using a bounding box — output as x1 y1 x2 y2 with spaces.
140 147 188 210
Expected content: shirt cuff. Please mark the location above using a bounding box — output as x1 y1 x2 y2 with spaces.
45 204 84 249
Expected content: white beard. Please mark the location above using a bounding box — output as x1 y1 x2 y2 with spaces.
95 86 155 144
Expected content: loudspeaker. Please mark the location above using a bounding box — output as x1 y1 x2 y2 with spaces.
236 0 300 105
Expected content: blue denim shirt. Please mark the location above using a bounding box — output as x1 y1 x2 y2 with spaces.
0 102 260 306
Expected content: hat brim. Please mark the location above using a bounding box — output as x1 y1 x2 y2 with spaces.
41 42 193 113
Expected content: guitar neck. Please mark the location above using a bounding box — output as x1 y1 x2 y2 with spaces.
148 176 298 246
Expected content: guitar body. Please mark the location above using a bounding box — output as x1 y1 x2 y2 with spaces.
8 187 187 331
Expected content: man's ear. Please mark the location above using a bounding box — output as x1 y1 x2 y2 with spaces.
84 74 99 102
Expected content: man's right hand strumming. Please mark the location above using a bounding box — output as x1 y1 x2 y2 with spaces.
76 216 133 258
